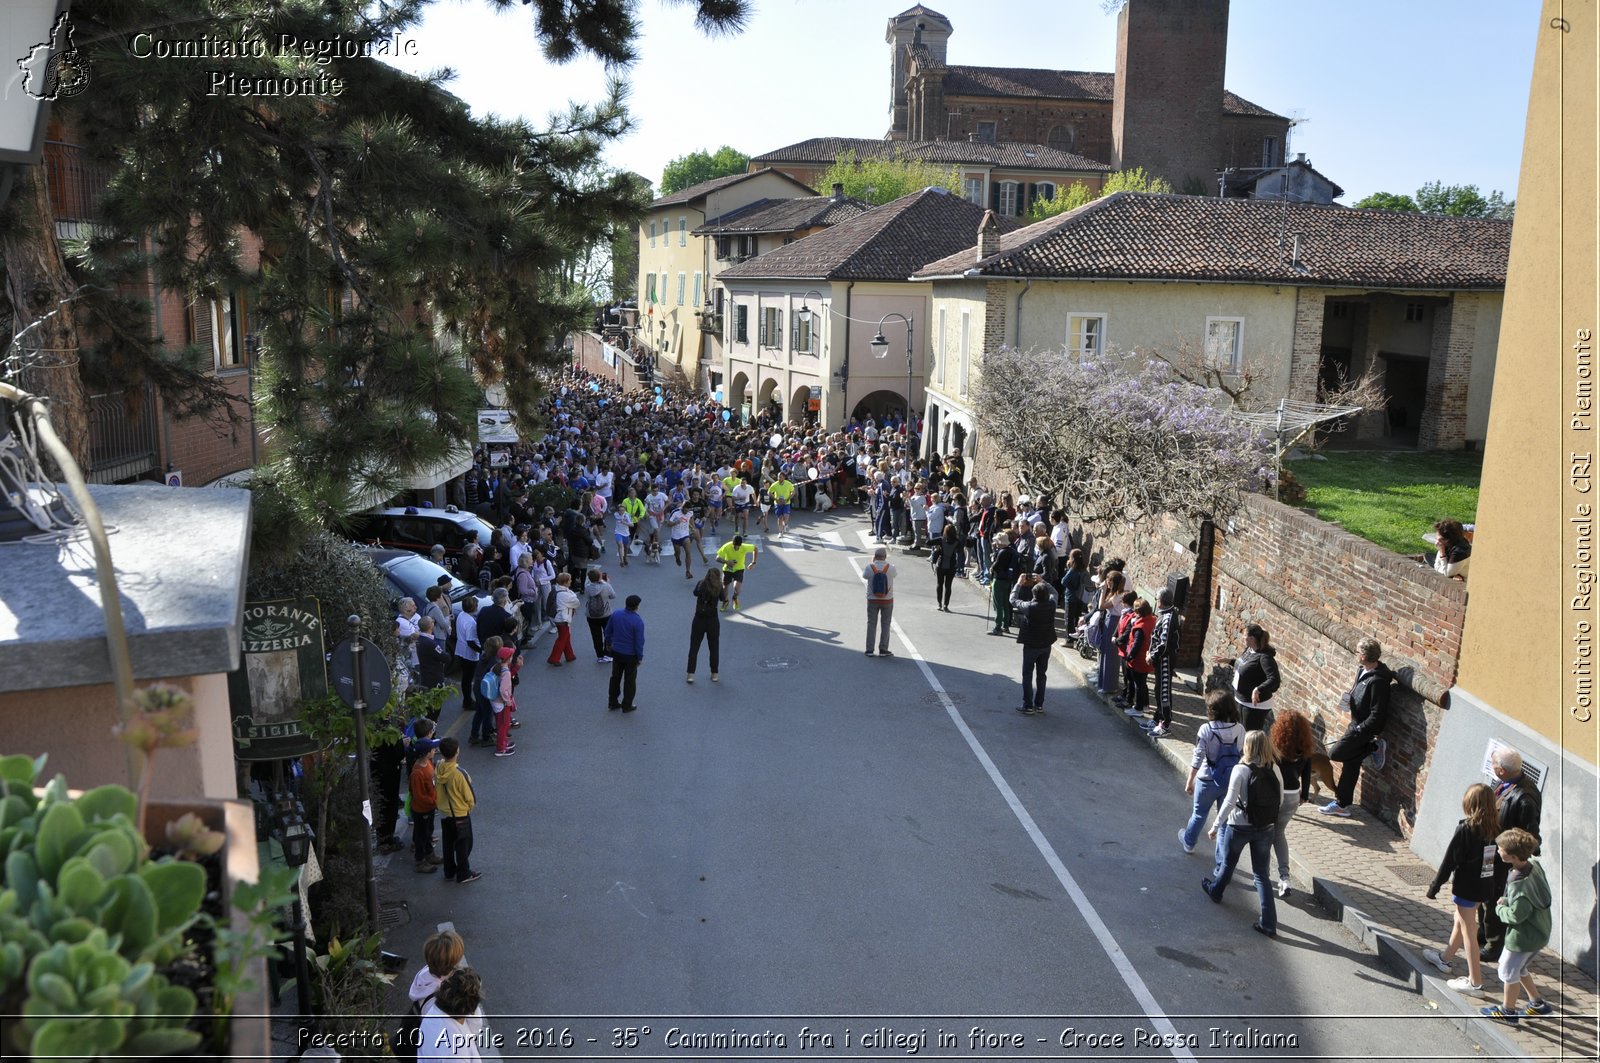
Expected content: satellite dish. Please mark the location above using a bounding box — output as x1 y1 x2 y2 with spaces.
484 383 509 408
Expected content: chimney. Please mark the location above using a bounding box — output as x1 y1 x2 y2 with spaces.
832 182 844 202
1295 152 1306 164
977 210 1000 261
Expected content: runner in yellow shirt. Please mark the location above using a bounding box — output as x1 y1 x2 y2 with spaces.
769 472 796 538
714 534 757 610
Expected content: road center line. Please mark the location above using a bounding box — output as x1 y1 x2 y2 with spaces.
847 555 1196 1062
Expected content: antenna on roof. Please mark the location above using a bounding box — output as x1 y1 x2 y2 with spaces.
1286 108 1310 156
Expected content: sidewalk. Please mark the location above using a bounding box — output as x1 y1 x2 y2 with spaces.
1029 601 1600 1061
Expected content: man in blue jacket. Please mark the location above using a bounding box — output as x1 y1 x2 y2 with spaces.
604 594 646 713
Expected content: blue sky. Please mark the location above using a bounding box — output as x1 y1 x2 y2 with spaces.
389 1 1538 204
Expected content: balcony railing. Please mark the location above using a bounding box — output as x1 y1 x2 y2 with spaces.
87 385 160 484
42 140 112 241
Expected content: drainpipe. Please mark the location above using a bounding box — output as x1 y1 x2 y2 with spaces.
1014 278 1032 349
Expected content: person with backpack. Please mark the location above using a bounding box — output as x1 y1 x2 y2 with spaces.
1180 690 1246 854
488 646 518 758
1201 729 1282 937
584 569 617 663
864 546 896 658
468 636 502 748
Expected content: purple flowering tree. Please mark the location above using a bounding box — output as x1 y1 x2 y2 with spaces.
973 347 1273 529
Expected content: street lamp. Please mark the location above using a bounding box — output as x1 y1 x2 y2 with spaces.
271 794 315 1018
870 313 916 458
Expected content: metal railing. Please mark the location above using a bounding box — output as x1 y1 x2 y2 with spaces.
86 385 160 484
42 140 111 223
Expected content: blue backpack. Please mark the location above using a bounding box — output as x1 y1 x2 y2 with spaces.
478 666 500 703
1205 727 1242 782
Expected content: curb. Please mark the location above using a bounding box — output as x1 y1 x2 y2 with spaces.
1039 632 1534 1061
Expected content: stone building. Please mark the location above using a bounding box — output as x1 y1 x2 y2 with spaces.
885 1 1291 194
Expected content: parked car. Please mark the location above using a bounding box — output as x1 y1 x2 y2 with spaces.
359 548 492 623
345 506 495 568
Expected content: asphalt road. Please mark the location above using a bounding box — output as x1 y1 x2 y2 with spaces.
381 507 1488 1063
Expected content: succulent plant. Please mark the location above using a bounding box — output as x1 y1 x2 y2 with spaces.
164 813 225 861
0 754 210 1059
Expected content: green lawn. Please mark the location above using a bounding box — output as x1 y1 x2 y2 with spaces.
1282 450 1483 556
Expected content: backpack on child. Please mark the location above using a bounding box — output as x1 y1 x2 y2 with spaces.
1240 763 1284 827
478 666 500 703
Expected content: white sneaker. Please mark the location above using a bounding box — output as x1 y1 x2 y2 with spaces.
1124 706 1146 717
1275 878 1291 898
1148 725 1170 737
1178 829 1195 855
1447 975 1484 994
686 673 695 684
1421 948 1451 974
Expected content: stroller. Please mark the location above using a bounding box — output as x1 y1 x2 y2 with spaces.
1063 603 1099 660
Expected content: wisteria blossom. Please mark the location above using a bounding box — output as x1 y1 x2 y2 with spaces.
974 347 1274 530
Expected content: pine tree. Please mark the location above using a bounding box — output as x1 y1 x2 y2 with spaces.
6 0 742 525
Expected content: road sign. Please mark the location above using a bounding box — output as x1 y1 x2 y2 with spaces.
328 637 391 712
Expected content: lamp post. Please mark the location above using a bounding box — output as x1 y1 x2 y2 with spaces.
271 795 315 1018
870 313 916 458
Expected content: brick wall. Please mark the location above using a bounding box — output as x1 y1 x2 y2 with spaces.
1417 294 1477 450
971 431 1467 825
982 282 1008 352
1205 493 1466 825
1287 287 1327 401
572 330 649 392
1112 0 1229 190
161 372 257 486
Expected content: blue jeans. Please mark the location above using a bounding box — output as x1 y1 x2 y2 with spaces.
1021 644 1051 708
471 689 494 742
1181 773 1227 850
1205 821 1277 933
976 538 992 580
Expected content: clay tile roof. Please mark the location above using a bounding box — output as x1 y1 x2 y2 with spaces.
695 195 872 235
911 192 1510 290
751 136 1110 173
938 64 1283 118
650 167 814 209
718 187 1016 283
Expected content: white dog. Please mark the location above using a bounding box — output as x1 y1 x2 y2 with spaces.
813 489 834 513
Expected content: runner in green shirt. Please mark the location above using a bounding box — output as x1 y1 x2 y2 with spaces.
714 534 757 610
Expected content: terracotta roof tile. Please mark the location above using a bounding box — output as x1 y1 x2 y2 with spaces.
694 195 872 235
751 136 1109 172
718 187 1013 282
912 192 1510 290
939 64 1281 118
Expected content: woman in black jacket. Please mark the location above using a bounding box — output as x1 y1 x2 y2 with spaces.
929 525 961 612
1214 624 1281 732
686 570 725 683
1422 784 1502 993
988 533 1019 635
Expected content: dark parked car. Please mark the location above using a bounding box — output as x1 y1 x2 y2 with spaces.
345 506 495 568
360 548 492 623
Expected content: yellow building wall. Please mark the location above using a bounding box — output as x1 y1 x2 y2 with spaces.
1457 4 1597 766
1013 279 1300 397
638 205 708 378
926 283 988 405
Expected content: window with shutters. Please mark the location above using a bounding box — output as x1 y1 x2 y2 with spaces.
759 306 783 349
997 181 1020 217
934 307 945 384
959 310 971 396
1066 313 1106 358
679 216 687 246
692 272 702 307
1204 317 1244 372
793 310 813 354
1036 182 1056 203
676 272 686 306
735 304 749 343
648 221 656 247
963 176 984 205
646 274 657 304
192 290 252 371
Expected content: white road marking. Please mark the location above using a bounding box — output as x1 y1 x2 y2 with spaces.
843 555 1196 1063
